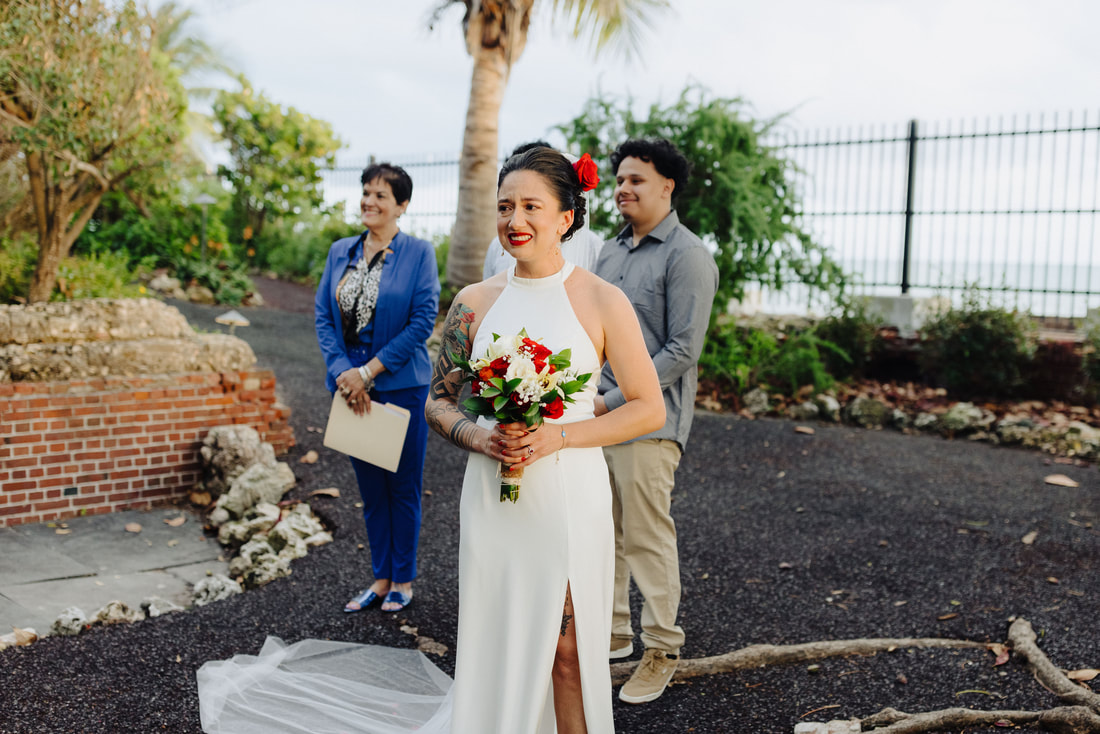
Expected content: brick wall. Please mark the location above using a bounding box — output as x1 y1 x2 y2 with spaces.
0 369 293 527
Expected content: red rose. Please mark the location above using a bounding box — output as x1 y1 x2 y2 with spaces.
573 153 600 192
470 378 483 394
542 395 565 419
522 338 552 361
533 357 547 373
478 366 496 382
488 356 510 377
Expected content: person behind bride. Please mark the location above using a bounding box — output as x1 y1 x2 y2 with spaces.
425 146 665 733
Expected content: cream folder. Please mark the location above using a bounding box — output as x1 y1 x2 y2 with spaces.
323 394 410 472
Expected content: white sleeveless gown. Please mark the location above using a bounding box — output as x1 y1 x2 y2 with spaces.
450 262 613 732
196 263 614 734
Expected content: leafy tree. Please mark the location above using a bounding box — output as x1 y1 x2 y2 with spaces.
0 0 189 302
558 87 847 321
432 0 669 287
212 77 342 249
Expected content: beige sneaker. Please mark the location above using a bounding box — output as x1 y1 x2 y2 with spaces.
618 648 679 704
609 638 633 660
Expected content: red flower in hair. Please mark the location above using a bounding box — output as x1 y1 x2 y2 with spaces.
573 153 600 192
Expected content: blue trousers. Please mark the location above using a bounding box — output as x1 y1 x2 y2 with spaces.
349 384 429 584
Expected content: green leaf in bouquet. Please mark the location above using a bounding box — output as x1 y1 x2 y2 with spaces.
493 395 509 411
479 384 502 397
462 396 492 415
504 377 523 392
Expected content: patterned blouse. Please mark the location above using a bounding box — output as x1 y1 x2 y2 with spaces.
337 236 388 344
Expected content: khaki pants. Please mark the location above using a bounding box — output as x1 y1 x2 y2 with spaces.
604 439 684 655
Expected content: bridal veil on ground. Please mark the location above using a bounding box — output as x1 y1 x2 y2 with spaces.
197 637 453 733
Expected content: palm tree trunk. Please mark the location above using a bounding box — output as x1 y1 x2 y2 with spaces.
446 40 509 288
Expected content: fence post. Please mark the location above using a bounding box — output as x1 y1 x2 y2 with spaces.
900 119 918 295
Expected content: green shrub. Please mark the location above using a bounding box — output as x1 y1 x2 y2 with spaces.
813 296 881 379
918 290 1036 398
700 319 844 398
1083 322 1100 400
255 208 357 284
52 251 149 301
173 258 255 306
0 232 38 303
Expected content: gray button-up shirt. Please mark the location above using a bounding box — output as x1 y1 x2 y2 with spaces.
595 210 719 450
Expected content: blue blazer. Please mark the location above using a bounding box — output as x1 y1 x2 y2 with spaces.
315 231 440 393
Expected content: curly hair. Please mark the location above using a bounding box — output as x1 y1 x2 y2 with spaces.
610 139 692 200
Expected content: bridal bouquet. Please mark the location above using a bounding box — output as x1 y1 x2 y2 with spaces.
451 330 591 502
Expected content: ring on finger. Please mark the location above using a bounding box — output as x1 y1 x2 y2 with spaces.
527 445 533 456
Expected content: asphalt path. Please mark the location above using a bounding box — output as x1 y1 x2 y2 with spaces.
1 294 1097 734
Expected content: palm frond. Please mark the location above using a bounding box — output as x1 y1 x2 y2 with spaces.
548 0 670 59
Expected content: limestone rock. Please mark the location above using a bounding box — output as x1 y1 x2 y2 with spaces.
141 597 186 618
788 401 819 421
148 274 185 299
304 531 334 547
185 284 217 304
200 425 277 500
92 600 144 625
268 522 309 561
282 504 325 538
889 409 911 429
939 402 986 433
194 333 257 373
217 519 254 547
51 607 88 637
814 395 841 422
914 412 939 431
238 537 276 564
0 298 193 346
192 574 243 607
743 387 770 415
844 396 890 428
242 554 291 589
216 461 296 519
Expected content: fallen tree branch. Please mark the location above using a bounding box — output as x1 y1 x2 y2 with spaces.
860 705 1100 734
609 636 988 686
1008 617 1100 711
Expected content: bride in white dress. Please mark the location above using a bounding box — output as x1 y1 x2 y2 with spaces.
195 148 662 734
425 146 664 733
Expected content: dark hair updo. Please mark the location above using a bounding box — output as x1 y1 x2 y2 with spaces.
497 146 587 243
361 162 413 205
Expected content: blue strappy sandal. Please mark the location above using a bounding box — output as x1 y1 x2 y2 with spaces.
343 588 382 613
382 589 413 613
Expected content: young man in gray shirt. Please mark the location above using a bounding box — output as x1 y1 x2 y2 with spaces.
594 138 719 704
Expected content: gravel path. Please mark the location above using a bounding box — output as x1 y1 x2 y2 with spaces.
1 286 1097 734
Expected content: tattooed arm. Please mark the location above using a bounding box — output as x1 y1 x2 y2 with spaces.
426 297 491 454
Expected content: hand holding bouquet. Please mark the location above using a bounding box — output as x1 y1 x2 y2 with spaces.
451 330 591 502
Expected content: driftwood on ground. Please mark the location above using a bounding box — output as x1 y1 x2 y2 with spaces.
610 618 1100 734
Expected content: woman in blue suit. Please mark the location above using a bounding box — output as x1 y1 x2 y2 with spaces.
315 162 440 613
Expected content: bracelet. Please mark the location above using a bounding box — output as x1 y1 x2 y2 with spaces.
358 364 374 391
559 427 567 450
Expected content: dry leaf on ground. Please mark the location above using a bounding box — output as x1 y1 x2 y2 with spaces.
309 488 340 498
189 491 212 506
938 613 959 620
988 643 1011 666
1021 530 1038 545
1044 474 1079 488
299 450 319 464
164 516 186 527
124 523 142 533
12 628 37 646
55 528 71 535
1067 669 1099 682
794 426 816 435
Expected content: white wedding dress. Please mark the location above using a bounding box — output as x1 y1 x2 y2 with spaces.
197 263 614 734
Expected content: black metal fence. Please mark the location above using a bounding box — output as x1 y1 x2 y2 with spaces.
767 111 1100 319
321 154 464 241
323 111 1100 319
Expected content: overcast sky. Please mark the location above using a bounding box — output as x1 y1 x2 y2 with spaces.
179 0 1099 162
